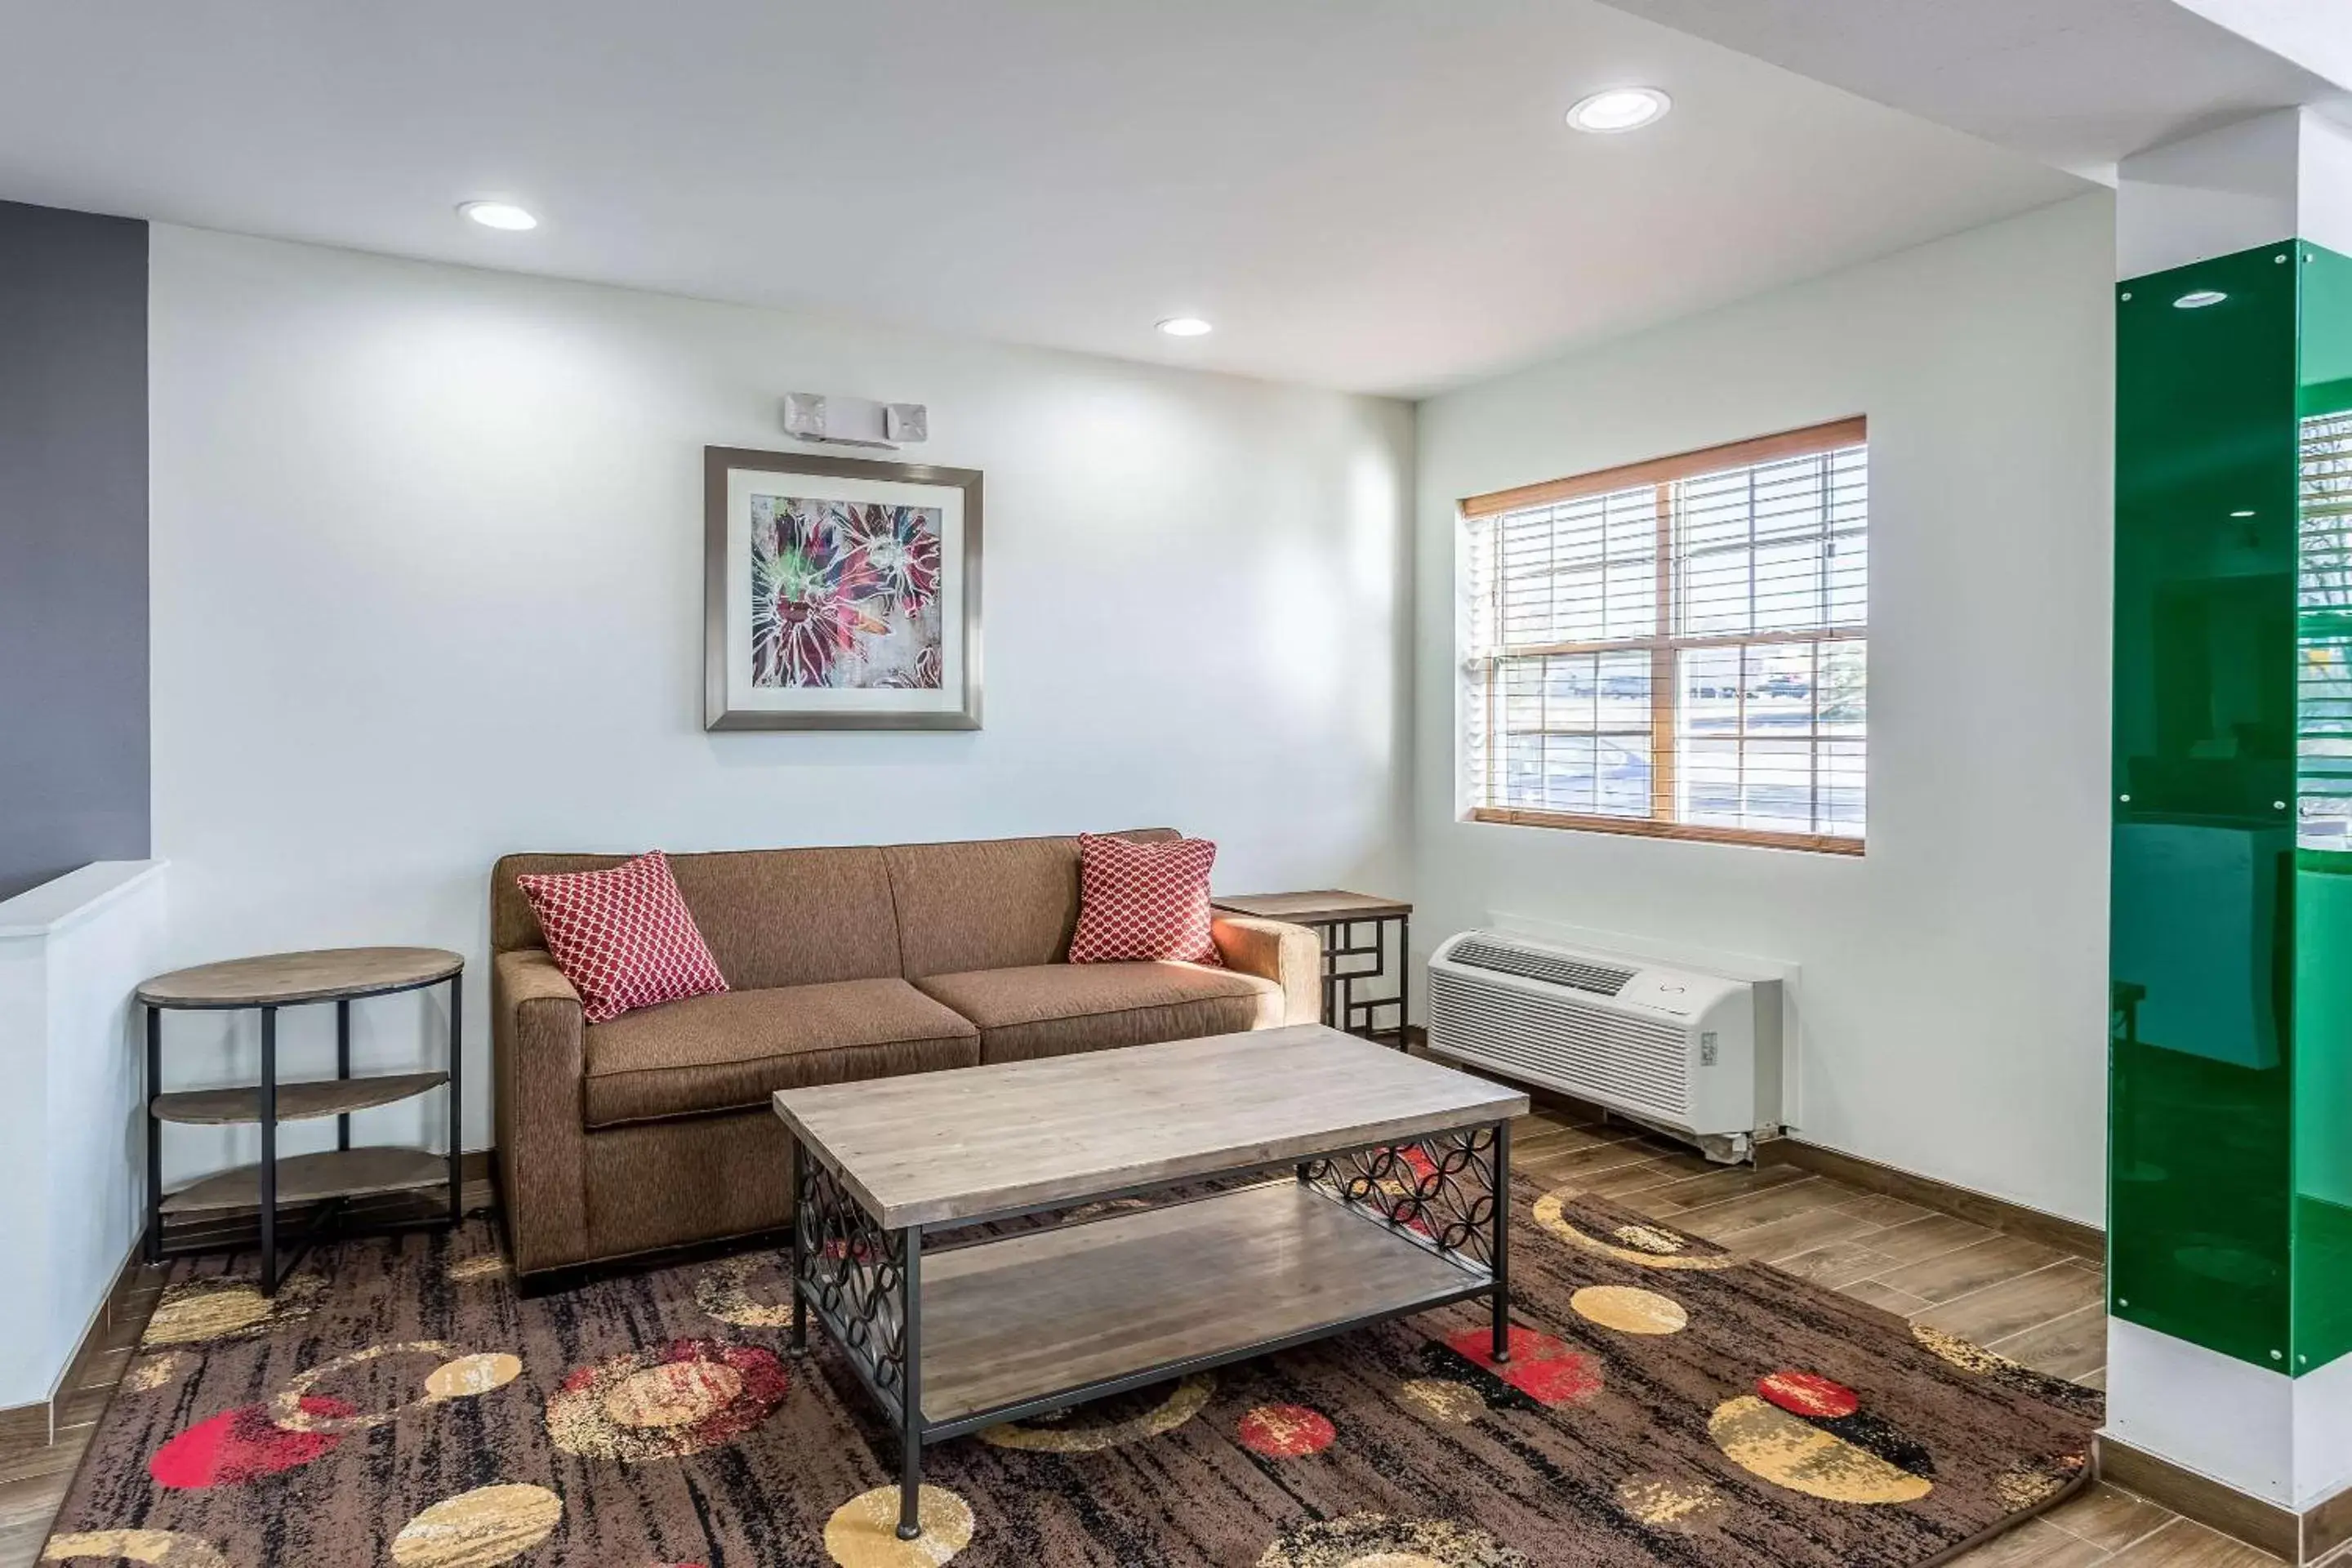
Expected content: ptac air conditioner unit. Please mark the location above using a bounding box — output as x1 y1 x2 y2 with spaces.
1428 930 1782 1162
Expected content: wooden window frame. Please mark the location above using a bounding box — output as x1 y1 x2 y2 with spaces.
1463 416 1867 857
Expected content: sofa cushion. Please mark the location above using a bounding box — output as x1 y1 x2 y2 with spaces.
884 829 1177 978
494 845 902 992
912 961 1279 1065
1069 833 1222 965
514 851 730 1023
582 978 979 1127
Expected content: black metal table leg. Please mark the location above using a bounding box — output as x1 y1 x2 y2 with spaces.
1396 913 1412 1049
898 1225 924 1541
1491 1117 1512 1362
335 997 351 1152
1319 930 1338 1028
788 1137 808 1357
259 1004 278 1297
144 1006 162 1263
446 971 463 1227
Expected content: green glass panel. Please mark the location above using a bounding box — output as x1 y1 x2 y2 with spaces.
2294 242 2352 1375
2112 243 2300 1370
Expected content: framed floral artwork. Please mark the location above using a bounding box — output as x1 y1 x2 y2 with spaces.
703 447 982 729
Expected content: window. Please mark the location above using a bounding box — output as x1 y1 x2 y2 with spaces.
2301 405 2352 849
1463 417 1867 853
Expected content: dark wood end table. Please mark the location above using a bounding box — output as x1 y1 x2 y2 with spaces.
1212 889 1410 1043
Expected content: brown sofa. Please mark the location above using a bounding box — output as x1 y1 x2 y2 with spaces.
490 829 1320 1278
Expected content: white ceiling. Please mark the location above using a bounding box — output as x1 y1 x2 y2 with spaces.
1591 0 2351 183
0 1 2083 397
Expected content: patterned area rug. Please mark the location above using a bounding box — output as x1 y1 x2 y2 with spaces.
44 1179 2099 1567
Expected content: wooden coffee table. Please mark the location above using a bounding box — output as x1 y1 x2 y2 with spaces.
771 1023 1527 1541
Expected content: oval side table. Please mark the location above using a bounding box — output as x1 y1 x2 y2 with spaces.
138 946 464 1295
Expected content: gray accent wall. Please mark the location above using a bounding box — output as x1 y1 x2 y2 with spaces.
0 200 149 902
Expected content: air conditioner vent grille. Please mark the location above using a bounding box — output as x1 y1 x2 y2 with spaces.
1448 938 1636 996
1429 969 1687 1120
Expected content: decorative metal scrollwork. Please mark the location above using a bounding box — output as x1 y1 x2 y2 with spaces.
795 1156 909 1401
1305 1126 1501 1266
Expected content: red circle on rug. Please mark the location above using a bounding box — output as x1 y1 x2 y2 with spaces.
1757 1370 1860 1419
1237 1404 1335 1458
1446 1325 1605 1406
149 1396 353 1488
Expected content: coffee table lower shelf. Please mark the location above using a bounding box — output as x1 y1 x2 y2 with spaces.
920 1179 1493 1433
791 1172 1509 1540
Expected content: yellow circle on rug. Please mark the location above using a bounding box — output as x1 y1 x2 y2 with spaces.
271 1342 456 1433
1572 1285 1689 1335
41 1530 228 1567
604 1361 743 1428
425 1352 523 1401
978 1374 1212 1452
140 1275 323 1348
390 1484 563 1568
1615 1474 1725 1528
1611 1223 1689 1255
1530 1192 1738 1272
694 1254 795 1329
823 1484 973 1567
1707 1396 1932 1504
1396 1379 1485 1424
122 1352 189 1394
140 1287 270 1345
545 1340 791 1463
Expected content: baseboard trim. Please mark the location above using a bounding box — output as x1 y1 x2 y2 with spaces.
0 1232 161 1447
1433 1042 2107 1261
2097 1434 2352 1563
2316 1481 2352 1564
1758 1138 2104 1261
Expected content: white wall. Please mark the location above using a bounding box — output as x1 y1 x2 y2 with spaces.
0 861 167 1409
1412 193 2115 1224
148 226 1413 1175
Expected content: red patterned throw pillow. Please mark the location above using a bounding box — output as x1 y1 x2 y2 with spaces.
1067 834 1222 966
514 851 728 1023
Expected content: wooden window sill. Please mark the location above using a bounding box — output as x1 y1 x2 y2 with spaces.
1468 806 1864 857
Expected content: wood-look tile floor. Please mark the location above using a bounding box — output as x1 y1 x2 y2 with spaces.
0 1145 2309 1568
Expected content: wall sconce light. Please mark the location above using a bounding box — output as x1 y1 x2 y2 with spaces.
782 394 928 448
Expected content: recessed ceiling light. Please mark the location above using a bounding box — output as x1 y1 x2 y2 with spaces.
1156 316 1213 337
459 201 537 232
2173 289 2227 309
1565 87 1672 134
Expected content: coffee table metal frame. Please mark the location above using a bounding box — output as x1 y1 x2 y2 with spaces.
783 1116 1512 1541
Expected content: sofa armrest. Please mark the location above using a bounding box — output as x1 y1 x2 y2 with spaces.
1211 915 1322 1027
492 949 591 1274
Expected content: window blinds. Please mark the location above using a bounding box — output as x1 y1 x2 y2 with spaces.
1464 418 1869 853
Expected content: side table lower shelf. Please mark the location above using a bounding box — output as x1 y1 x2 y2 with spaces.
161 1147 452 1215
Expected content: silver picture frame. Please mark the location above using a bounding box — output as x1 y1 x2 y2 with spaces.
703 446 982 731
